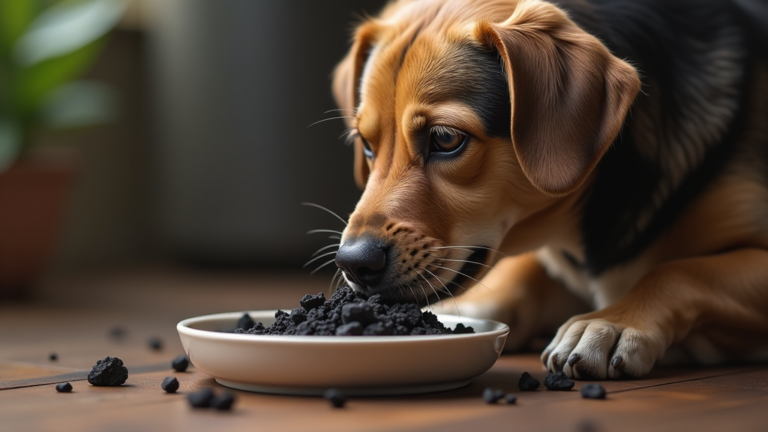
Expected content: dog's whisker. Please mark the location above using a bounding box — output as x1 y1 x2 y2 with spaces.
303 250 338 268
416 271 445 311
306 116 355 129
324 108 355 114
329 268 342 297
422 267 461 317
328 235 341 240
302 202 348 226
310 258 338 275
311 243 340 258
414 274 436 310
335 270 346 293
307 229 344 235
405 282 420 307
340 128 358 144
433 265 493 292
414 279 435 311
431 245 508 258
438 257 494 270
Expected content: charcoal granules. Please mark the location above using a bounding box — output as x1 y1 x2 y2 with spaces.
324 388 347 408
55 382 72 393
188 388 215 408
234 287 474 336
482 388 505 404
87 356 128 386
161 377 179 393
518 372 540 391
580 383 607 399
544 371 575 391
171 354 189 372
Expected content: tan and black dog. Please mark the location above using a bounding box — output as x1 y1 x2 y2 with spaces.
331 0 768 379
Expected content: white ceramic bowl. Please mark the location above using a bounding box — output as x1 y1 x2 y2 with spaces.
177 310 509 396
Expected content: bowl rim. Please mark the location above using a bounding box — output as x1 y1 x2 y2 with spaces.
177 310 510 345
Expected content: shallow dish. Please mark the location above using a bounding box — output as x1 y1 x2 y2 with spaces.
177 310 509 396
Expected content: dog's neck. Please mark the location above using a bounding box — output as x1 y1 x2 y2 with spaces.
548 0 749 277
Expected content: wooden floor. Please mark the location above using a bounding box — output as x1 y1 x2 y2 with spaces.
2 268 767 432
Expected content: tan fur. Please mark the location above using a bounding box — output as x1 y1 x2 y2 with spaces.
333 0 768 378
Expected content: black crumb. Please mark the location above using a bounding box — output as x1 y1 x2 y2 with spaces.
87 356 128 386
172 354 189 372
518 372 540 391
300 293 326 311
235 286 474 336
161 376 179 393
452 323 475 334
577 419 602 432
188 388 215 408
335 322 363 336
210 392 236 410
109 326 127 340
55 382 72 393
504 394 517 404
580 383 607 399
49 353 58 361
482 387 505 404
324 388 347 408
544 371 575 391
236 313 256 331
147 337 163 351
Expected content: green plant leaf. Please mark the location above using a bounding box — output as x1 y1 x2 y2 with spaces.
12 0 127 67
39 79 118 129
0 118 21 173
14 37 106 119
0 0 42 55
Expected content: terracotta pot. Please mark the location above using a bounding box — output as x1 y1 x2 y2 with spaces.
0 151 77 298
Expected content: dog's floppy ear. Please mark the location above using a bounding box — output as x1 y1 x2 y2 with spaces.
476 0 640 196
333 22 378 189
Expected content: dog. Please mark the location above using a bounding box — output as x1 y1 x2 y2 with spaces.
330 0 768 379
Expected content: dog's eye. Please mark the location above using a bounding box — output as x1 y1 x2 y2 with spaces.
360 136 374 159
430 126 467 154
346 129 374 159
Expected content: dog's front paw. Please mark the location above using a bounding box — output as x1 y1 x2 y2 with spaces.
541 315 666 379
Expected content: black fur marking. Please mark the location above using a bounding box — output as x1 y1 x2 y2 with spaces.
551 0 750 275
453 44 511 139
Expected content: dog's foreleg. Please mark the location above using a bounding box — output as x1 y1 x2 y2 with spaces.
433 253 590 351
542 248 768 379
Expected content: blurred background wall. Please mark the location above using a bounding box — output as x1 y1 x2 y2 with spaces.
47 0 388 272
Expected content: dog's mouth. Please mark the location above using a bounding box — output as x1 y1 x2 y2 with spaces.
420 247 489 306
342 246 490 307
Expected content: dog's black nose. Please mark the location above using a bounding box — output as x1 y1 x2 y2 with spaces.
335 237 388 287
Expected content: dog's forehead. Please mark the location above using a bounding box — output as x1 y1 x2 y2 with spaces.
358 28 510 141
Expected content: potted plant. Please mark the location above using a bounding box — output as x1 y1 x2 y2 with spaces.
0 0 125 297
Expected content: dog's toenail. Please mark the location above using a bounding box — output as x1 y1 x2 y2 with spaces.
611 355 624 368
567 353 581 366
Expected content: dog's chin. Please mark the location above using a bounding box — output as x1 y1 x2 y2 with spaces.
342 248 490 307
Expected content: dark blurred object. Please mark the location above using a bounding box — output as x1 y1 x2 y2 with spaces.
0 149 76 297
733 0 768 54
147 336 163 351
108 325 127 340
149 0 387 268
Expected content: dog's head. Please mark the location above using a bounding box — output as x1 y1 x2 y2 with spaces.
332 0 640 305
